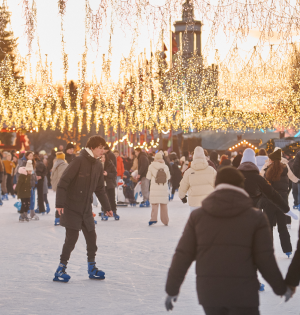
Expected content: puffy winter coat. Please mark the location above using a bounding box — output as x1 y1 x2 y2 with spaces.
116 156 124 178
137 152 149 179
146 160 171 204
178 157 216 207
16 167 32 199
166 184 287 307
170 162 182 189
56 149 111 232
237 162 289 212
256 156 268 171
286 226 300 286
51 159 68 192
104 157 117 189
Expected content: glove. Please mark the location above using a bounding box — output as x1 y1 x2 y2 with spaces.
284 286 295 302
165 295 178 311
181 196 187 204
285 210 299 220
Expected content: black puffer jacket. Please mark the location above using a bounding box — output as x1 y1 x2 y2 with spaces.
137 152 149 179
170 162 182 189
56 149 111 232
106 150 117 168
166 186 287 307
65 152 75 165
237 162 289 212
286 226 300 286
35 159 47 177
104 157 117 189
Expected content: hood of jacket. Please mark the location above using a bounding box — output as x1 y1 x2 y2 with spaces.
81 148 97 164
191 157 209 171
256 156 268 167
238 162 259 173
52 158 67 171
202 184 253 218
150 160 166 170
18 167 27 175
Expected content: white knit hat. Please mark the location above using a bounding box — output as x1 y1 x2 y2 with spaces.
193 146 205 160
25 160 33 172
155 152 163 160
241 148 257 165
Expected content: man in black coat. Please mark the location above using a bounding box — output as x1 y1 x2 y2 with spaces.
53 136 113 283
165 167 292 314
35 155 47 213
135 147 150 207
104 144 117 168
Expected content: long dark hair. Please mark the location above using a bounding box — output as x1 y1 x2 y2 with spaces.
265 160 285 182
26 151 36 169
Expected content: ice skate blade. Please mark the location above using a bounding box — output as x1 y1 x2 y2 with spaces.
89 276 105 280
53 276 69 283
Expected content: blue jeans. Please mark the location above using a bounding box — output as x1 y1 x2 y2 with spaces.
116 176 121 185
30 188 36 210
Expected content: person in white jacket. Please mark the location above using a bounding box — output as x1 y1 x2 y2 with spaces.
178 146 217 211
256 148 269 171
146 152 171 226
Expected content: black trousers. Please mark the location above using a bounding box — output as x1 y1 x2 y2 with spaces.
20 198 30 214
6 174 14 195
37 178 45 213
292 182 298 206
105 187 117 212
203 306 260 315
60 224 97 265
44 193 49 205
263 203 292 253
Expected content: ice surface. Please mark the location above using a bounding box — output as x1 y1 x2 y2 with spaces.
0 191 299 315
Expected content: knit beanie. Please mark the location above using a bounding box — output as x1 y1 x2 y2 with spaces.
56 152 65 160
25 160 33 172
155 152 163 160
269 148 282 161
215 166 245 188
193 146 205 160
66 143 75 150
39 150 46 156
241 148 256 165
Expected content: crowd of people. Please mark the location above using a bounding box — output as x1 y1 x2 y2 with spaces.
1 136 300 314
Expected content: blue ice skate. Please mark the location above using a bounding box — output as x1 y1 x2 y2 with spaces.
140 200 150 208
293 205 299 209
259 283 265 291
149 221 157 226
35 207 39 213
88 262 105 280
4 193 8 200
53 263 70 283
100 212 108 221
169 194 174 201
113 213 120 220
54 218 60 226
46 204 50 214
0 199 2 206
94 219 97 224
14 201 21 213
12 194 16 198
286 251 292 258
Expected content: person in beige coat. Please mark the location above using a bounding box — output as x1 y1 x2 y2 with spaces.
50 152 68 225
178 146 217 211
146 152 171 226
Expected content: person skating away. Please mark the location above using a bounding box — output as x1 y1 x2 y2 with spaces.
146 152 170 226
16 161 37 221
51 152 68 226
54 136 113 282
35 153 47 214
2 152 16 199
123 170 136 206
165 167 294 314
135 147 150 207
259 148 299 258
169 156 182 201
114 150 124 185
178 146 216 212
99 153 119 221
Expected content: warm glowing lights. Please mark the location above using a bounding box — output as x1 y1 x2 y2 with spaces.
228 140 257 151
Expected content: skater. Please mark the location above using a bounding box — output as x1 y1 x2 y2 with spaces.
100 153 118 220
65 143 75 164
2 152 16 198
146 152 171 226
104 144 116 167
169 156 182 201
123 170 136 206
135 147 150 207
51 152 68 225
54 135 112 282
260 148 298 257
165 167 293 314
178 146 216 212
114 150 124 184
35 153 47 214
16 161 38 221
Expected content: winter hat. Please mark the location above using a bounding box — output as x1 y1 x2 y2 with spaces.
269 148 282 161
39 150 46 156
25 160 33 172
241 148 257 165
215 166 245 188
66 143 75 150
56 152 65 160
193 146 205 160
154 152 163 160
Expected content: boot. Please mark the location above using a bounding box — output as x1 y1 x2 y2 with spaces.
54 218 60 226
30 210 39 220
88 262 105 280
46 203 50 214
53 263 71 282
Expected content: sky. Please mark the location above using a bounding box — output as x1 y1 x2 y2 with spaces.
6 0 294 83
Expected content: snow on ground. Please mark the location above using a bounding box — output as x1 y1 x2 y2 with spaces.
0 190 299 315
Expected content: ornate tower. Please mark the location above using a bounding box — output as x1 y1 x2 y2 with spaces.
173 0 202 59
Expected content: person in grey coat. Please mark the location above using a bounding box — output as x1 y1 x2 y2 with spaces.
53 136 113 282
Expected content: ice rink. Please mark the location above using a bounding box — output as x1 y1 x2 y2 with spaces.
0 190 299 315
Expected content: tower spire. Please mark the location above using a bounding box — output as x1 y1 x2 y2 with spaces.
182 0 194 21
